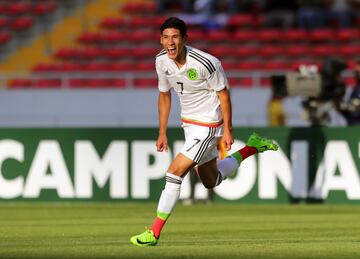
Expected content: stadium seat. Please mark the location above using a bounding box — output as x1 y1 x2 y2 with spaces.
11 17 34 31
283 29 308 42
99 17 126 30
103 47 131 59
262 60 289 70
130 30 158 42
338 45 360 57
311 45 336 58
83 62 110 71
0 31 11 45
257 29 282 42
108 62 135 71
260 45 285 58
234 45 259 58
286 45 311 58
207 30 230 42
33 2 57 16
35 79 62 88
0 17 9 30
209 46 232 58
336 28 360 42
227 14 258 28
7 2 32 16
233 30 257 42
237 60 263 70
121 2 156 14
134 78 158 88
309 29 335 42
8 78 33 89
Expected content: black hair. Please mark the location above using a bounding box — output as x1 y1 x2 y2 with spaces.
160 17 187 37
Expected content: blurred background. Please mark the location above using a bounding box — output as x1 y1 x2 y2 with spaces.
0 0 359 128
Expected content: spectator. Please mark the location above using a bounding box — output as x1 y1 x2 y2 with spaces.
268 93 287 126
297 0 330 29
338 60 360 125
259 0 299 29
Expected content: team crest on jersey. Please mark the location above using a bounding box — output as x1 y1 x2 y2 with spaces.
186 68 198 80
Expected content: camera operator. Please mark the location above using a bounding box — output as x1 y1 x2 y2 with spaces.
302 57 347 126
338 60 360 125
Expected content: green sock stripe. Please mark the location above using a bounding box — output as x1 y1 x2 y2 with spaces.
230 152 243 165
157 211 170 221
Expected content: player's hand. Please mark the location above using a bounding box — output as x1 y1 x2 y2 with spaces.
156 134 168 152
222 131 234 151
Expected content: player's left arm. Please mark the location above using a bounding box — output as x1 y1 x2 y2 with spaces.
217 87 233 151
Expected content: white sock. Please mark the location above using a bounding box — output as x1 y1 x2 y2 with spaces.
217 156 239 180
157 173 182 215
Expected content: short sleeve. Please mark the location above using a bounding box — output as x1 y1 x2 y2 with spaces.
207 61 229 92
156 59 171 92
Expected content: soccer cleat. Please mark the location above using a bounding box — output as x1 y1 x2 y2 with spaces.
130 229 158 247
247 132 279 153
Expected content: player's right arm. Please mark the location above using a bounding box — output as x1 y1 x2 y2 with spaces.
157 91 171 152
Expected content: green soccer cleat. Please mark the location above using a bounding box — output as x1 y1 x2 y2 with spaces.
247 132 279 153
130 229 158 247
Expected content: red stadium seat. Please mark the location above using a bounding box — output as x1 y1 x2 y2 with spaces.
207 30 230 42
103 47 131 59
0 31 11 45
234 45 259 58
11 17 34 31
286 45 311 58
134 61 155 71
134 78 158 88
83 62 110 71
99 17 126 29
260 45 285 58
55 48 82 60
8 78 33 89
108 62 135 71
35 79 62 88
209 46 232 58
237 60 263 70
7 2 32 16
130 30 158 42
33 2 57 16
283 29 308 42
32 63 61 72
0 17 8 30
262 60 289 70
257 29 282 42
77 32 103 45
311 45 336 58
121 2 156 14
309 29 335 42
102 31 130 44
233 30 257 42
221 60 239 70
227 14 258 28
78 47 103 60
338 45 360 57
336 28 360 42
133 47 160 59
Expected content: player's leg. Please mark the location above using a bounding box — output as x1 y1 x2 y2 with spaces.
197 132 279 190
217 132 279 180
130 153 195 246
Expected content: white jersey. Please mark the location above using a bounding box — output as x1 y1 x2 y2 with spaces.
156 46 229 127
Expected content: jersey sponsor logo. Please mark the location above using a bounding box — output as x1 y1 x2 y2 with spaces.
186 68 198 80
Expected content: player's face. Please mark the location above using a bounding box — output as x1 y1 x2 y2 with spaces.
160 28 187 61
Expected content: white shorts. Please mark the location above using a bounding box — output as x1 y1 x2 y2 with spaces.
180 123 223 165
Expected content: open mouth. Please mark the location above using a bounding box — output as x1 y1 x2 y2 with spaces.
167 47 176 55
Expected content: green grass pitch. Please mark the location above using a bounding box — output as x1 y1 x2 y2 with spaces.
0 202 359 258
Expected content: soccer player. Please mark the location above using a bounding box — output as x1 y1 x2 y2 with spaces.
130 17 278 246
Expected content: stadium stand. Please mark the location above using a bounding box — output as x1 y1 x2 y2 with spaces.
0 0 358 89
